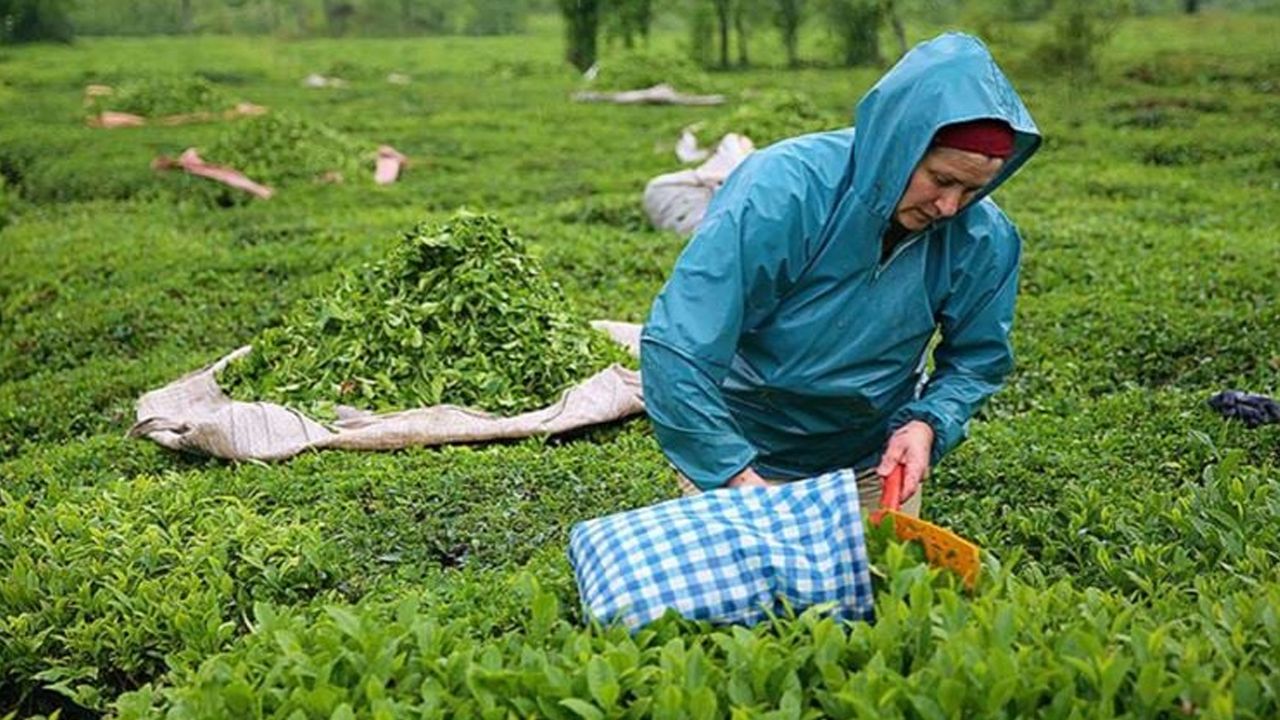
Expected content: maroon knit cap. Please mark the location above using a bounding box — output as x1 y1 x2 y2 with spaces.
933 119 1015 158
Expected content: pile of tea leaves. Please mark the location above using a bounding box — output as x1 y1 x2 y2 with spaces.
90 76 234 117
201 111 368 186
219 212 631 419
590 50 711 92
702 89 841 147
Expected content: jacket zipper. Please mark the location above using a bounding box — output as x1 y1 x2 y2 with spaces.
872 224 925 281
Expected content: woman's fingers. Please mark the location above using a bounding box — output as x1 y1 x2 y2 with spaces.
876 442 905 477
881 421 934 500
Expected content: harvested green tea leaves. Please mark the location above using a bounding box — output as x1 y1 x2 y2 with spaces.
590 51 711 93
202 111 368 186
90 76 234 118
220 212 631 419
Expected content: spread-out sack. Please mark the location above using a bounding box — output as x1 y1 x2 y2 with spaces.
569 468 874 629
129 321 645 462
643 133 753 235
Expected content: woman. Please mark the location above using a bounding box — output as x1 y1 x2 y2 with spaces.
640 33 1041 514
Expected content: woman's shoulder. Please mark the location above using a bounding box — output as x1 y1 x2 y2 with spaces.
728 129 852 204
954 199 1019 243
941 199 1023 268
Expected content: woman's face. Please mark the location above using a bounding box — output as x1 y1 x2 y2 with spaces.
894 147 1005 231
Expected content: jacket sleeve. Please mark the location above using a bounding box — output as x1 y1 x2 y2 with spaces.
641 152 817 490
890 215 1022 465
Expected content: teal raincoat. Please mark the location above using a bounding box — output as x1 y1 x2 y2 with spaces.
641 33 1041 490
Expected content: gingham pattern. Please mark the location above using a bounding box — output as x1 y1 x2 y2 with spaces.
569 468 874 629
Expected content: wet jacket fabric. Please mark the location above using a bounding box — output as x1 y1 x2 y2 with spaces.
641 33 1041 490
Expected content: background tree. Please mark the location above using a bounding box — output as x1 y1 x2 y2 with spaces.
820 0 883 67
685 0 716 67
773 0 806 68
323 0 356 35
730 0 770 67
881 0 906 58
1031 0 1129 77
462 0 529 35
711 0 731 68
560 0 602 71
0 0 74 43
606 0 654 48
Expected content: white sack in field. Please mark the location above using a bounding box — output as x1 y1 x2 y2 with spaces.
644 133 754 235
129 322 646 462
572 83 725 106
674 128 709 163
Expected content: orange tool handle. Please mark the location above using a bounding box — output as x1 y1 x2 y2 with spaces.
880 465 904 512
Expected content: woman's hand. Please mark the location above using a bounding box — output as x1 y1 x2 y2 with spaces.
726 467 771 489
876 420 934 501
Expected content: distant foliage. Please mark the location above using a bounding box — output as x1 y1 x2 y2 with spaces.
604 0 654 47
1031 0 1129 76
460 0 529 35
66 0 533 37
0 175 11 230
683 0 717 66
0 0 73 43
773 0 807 67
819 0 883 66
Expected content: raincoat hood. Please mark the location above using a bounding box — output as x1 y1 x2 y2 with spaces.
851 32 1041 220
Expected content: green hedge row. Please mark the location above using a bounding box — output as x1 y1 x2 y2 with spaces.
117 553 1280 719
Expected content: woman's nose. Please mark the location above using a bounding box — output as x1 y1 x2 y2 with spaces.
935 188 963 217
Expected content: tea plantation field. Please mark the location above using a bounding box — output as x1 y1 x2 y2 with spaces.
2 11 1279 719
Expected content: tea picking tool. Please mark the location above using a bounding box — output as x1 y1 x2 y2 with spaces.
871 465 981 590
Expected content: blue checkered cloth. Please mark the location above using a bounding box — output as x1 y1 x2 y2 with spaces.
569 468 874 629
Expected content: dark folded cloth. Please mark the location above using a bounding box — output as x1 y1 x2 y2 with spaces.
1207 390 1280 428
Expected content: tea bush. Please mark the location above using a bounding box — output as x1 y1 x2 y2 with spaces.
116 553 1280 719
0 474 346 711
699 89 842 147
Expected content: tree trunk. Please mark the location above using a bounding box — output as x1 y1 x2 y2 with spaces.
637 0 652 44
885 0 906 58
179 0 193 33
831 0 882 67
1183 0 1199 12
561 0 601 72
714 0 731 69
734 2 749 67
778 0 803 68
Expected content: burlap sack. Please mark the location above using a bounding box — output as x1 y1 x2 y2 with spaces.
129 322 645 462
643 133 754 235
